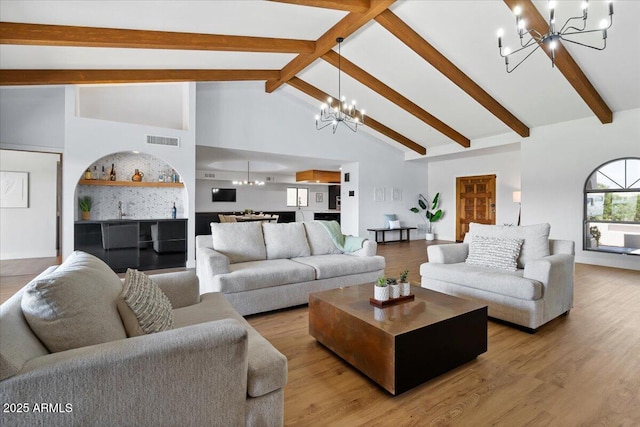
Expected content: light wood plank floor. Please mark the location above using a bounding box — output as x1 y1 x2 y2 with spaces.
2 241 639 425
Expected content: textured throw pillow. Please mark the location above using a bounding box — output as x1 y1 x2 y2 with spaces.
210 222 267 264
21 251 127 353
303 221 343 255
389 220 401 229
262 222 311 259
384 214 397 228
465 235 524 271
464 223 550 268
117 269 174 337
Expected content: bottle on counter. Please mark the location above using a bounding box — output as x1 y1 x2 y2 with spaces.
84 168 92 180
92 166 98 180
109 163 116 181
171 202 177 219
100 166 107 181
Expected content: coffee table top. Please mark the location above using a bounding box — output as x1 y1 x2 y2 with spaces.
309 283 487 336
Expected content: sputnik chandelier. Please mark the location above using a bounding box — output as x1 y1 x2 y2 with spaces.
232 161 264 186
497 0 614 73
315 37 365 133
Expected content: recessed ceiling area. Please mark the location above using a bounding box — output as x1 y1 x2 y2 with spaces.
196 146 344 176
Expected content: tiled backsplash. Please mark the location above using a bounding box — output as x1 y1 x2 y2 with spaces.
76 152 186 221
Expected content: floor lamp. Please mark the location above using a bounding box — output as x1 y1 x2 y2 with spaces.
513 191 521 226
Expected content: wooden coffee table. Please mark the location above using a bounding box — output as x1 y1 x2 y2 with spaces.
309 283 487 395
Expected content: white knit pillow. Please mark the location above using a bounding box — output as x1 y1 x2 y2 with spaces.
465 236 523 271
117 269 174 337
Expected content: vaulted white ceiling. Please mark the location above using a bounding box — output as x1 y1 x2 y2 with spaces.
1 0 638 157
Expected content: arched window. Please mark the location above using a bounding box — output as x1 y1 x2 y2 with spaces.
584 157 640 255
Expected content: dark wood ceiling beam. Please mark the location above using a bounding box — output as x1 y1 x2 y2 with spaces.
0 69 281 85
322 50 470 148
287 77 426 155
269 0 370 13
375 10 530 138
503 0 613 124
0 22 315 53
266 0 396 93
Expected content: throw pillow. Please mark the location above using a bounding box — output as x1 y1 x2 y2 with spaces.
117 269 174 337
21 251 128 353
210 221 267 264
465 235 524 271
262 222 311 259
464 223 550 268
389 220 401 229
384 214 397 228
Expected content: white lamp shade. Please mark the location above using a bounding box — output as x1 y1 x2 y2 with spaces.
512 191 521 203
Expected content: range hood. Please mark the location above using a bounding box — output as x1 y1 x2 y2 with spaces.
295 170 341 184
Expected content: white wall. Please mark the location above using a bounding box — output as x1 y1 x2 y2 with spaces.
522 108 640 270
0 150 59 259
196 179 329 222
63 83 197 266
425 143 522 241
0 87 65 152
196 82 429 238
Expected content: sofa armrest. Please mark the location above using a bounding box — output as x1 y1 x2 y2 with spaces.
524 253 574 311
149 270 200 308
1 319 249 427
196 247 230 294
427 243 469 264
352 240 377 257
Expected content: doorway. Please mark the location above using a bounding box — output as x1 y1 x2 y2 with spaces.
455 174 496 241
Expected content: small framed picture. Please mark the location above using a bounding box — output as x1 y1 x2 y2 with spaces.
315 192 323 203
392 188 402 201
344 172 350 182
374 187 385 202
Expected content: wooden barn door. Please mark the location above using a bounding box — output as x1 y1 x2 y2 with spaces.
456 175 496 241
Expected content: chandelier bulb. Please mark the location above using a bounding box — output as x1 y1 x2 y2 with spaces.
497 28 504 38
599 18 608 29
503 47 511 56
548 1 556 10
513 6 522 16
327 97 332 103
315 115 320 121
581 1 588 10
352 100 356 105
549 40 557 50
361 109 366 116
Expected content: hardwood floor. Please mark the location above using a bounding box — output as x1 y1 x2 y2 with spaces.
2 241 639 425
247 241 640 426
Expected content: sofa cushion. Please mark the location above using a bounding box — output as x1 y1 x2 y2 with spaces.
211 222 266 264
464 223 551 268
21 251 127 353
173 292 288 397
117 269 174 337
214 259 316 293
262 222 310 259
420 262 543 300
303 221 343 255
465 235 523 271
292 254 385 280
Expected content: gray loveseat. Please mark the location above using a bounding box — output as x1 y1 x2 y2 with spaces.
0 251 287 426
196 221 385 316
420 223 574 331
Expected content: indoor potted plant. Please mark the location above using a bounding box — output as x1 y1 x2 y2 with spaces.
399 269 411 296
374 276 389 301
410 193 443 241
589 225 601 248
78 196 92 221
387 277 400 299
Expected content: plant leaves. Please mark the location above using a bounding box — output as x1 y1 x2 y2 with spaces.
432 193 440 210
410 207 420 213
418 199 427 210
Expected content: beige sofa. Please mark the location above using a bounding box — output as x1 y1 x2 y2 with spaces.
196 221 385 316
420 223 574 331
0 251 287 426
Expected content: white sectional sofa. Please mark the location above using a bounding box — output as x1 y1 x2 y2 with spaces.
196 221 385 315
420 223 574 331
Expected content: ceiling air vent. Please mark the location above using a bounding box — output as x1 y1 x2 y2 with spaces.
146 135 180 147
204 173 216 179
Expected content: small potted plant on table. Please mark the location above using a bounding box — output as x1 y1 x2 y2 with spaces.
374 276 389 302
399 269 411 296
387 277 400 299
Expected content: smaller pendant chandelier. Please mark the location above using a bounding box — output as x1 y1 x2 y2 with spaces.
497 0 614 73
315 37 365 133
233 161 264 186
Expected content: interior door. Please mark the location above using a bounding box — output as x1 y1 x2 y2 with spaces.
456 175 496 241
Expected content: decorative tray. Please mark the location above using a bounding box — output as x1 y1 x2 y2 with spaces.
369 294 415 308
